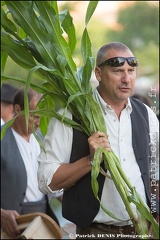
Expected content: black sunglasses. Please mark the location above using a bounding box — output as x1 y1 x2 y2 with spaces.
98 57 138 67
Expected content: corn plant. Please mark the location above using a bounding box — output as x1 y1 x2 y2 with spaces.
1 1 159 238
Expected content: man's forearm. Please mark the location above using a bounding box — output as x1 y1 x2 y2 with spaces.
49 156 91 191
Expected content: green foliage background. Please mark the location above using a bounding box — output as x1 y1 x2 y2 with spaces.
2 1 159 86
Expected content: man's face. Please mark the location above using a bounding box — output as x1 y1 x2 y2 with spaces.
95 49 137 104
16 99 40 135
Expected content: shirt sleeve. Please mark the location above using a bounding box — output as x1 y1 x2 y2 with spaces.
37 109 73 194
146 105 159 181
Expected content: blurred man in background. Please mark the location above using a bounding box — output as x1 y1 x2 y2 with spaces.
1 87 59 238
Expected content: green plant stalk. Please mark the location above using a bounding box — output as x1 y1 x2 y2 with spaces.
110 151 159 238
91 148 136 222
92 148 158 239
103 150 149 238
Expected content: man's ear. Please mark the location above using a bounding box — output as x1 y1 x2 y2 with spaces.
95 66 102 82
14 104 21 115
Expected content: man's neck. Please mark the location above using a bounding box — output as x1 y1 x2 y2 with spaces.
11 121 31 142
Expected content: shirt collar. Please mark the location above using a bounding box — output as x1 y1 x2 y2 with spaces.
93 87 132 115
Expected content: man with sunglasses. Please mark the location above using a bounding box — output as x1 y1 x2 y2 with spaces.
38 42 159 239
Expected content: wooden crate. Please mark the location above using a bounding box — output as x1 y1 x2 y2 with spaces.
1 212 62 239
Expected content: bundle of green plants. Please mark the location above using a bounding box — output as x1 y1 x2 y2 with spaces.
1 1 159 238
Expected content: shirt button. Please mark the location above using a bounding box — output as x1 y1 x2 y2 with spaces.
113 119 116 122
123 158 126 161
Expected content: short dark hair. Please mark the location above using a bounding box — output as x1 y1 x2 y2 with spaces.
96 42 133 67
13 87 41 110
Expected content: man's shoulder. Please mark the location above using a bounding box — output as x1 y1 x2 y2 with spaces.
130 97 149 123
130 97 147 107
130 97 158 120
1 118 5 126
130 97 149 114
1 127 14 152
1 125 12 139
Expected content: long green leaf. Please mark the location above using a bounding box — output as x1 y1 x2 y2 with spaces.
1 116 17 140
59 9 76 53
85 1 99 25
91 148 126 221
5 1 56 68
1 32 37 69
81 57 94 93
1 7 17 33
81 28 92 64
1 52 8 74
34 1 76 70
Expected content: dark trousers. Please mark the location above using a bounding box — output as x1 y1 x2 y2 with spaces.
21 196 59 226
